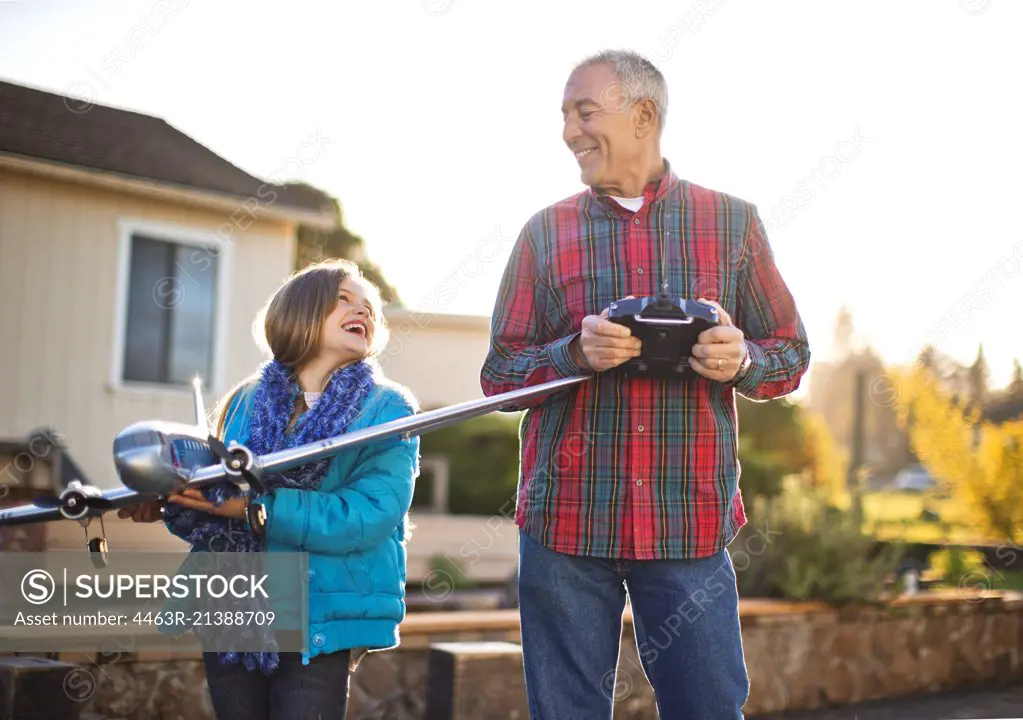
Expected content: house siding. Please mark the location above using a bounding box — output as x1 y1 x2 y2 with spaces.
0 168 295 489
377 310 493 409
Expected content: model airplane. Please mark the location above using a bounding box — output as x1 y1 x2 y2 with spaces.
0 373 589 565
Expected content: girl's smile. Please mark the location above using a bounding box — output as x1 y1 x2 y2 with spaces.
325 276 377 362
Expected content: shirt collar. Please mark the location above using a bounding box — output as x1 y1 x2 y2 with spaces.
587 158 680 214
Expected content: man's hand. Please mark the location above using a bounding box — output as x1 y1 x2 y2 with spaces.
572 300 642 372
690 298 748 382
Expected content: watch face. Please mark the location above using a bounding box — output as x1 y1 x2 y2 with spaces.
249 501 266 532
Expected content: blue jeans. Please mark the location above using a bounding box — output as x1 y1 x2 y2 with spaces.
202 651 351 720
518 531 749 719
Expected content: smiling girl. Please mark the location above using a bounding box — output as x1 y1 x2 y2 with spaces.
120 258 420 720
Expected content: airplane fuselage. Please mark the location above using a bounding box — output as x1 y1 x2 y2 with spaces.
113 420 219 496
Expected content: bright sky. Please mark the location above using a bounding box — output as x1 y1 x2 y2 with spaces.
2 0 1021 391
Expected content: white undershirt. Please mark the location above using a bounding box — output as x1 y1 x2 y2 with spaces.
304 391 321 409
610 195 644 212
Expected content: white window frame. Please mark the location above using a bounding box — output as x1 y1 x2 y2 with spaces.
110 218 232 397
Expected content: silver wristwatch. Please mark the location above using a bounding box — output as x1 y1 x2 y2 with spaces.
735 348 753 380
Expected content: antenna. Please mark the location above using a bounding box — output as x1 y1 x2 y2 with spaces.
658 223 670 301
191 376 207 430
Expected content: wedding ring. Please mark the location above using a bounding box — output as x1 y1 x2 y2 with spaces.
716 358 723 370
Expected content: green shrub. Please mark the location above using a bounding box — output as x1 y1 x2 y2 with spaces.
733 482 905 605
735 446 787 500
416 413 524 516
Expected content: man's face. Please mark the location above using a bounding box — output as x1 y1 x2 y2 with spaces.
562 63 640 192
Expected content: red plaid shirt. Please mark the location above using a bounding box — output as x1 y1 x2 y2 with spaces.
480 161 810 560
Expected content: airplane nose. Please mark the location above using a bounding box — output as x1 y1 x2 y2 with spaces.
114 446 183 497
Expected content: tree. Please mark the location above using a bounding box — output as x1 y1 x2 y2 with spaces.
891 364 1023 543
293 189 400 303
917 344 939 373
797 411 849 505
967 344 990 411
736 397 811 500
416 413 524 516
736 397 845 505
1011 359 1023 397
915 344 962 390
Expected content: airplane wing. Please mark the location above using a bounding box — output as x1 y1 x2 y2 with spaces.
0 373 590 526
0 503 63 526
184 373 590 489
0 486 158 527
92 487 160 509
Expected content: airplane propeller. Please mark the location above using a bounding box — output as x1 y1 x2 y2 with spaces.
28 481 116 520
31 493 113 512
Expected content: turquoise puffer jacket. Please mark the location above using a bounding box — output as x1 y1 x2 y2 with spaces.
219 377 420 664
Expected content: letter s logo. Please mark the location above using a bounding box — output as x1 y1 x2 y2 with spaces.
22 570 55 605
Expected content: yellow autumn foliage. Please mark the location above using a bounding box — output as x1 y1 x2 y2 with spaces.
797 410 849 507
888 365 1023 543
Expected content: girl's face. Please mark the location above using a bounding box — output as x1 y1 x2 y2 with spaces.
319 276 379 366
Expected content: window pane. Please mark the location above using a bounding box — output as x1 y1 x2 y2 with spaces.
169 244 218 385
122 236 170 384
122 234 218 387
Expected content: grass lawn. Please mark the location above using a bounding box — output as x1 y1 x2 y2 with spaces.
989 571 1023 590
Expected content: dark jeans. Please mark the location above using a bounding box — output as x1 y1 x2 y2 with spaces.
518 531 749 719
203 651 351 720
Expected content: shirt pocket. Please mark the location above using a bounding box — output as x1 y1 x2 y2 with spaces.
550 266 623 327
680 263 738 318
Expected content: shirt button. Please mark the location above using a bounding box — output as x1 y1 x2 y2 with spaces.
634 218 641 225
312 633 326 647
636 267 644 275
637 425 645 432
636 479 643 486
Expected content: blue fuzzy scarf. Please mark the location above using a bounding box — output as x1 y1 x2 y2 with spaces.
163 358 376 675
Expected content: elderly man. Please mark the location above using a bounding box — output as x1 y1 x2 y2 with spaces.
480 50 810 718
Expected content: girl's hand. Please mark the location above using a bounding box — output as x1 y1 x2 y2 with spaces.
117 500 165 523
165 488 248 519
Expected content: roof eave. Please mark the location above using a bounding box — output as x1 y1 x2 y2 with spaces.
0 152 338 230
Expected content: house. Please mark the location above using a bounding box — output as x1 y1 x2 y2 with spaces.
0 79 509 583
0 78 337 492
376 308 493 409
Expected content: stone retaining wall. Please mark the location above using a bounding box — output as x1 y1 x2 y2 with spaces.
29 591 1022 719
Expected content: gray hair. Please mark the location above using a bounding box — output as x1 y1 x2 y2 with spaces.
573 49 668 130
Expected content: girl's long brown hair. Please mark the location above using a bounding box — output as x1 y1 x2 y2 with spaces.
211 258 387 438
